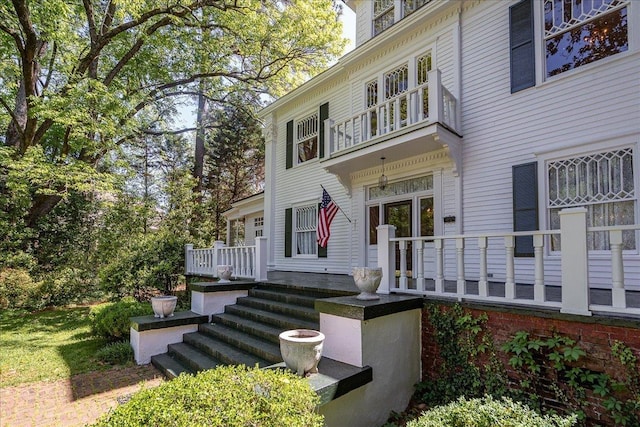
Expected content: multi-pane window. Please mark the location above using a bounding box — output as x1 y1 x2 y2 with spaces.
296 113 318 164
254 217 264 238
404 0 431 16
366 79 378 137
548 148 636 250
384 64 409 100
544 0 629 77
295 204 317 256
417 52 432 118
373 0 395 36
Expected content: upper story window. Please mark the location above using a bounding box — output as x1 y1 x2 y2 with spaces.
374 0 395 36
384 63 409 100
405 0 432 17
544 0 629 77
295 204 317 256
296 113 318 164
254 217 264 227
548 147 636 250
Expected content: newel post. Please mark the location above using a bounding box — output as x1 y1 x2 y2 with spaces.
427 69 443 123
184 244 193 275
254 237 268 282
213 240 226 278
559 207 591 316
377 225 396 294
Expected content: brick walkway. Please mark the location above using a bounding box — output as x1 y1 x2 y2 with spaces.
0 365 164 427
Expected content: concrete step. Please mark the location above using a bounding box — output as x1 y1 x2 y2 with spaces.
150 352 194 379
249 288 318 308
224 304 319 331
211 312 283 344
167 342 221 372
236 296 319 322
199 323 282 363
183 331 272 368
259 282 355 299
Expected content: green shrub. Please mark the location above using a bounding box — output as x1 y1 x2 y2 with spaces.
0 268 43 310
407 396 577 427
95 341 134 365
90 299 152 341
93 365 323 427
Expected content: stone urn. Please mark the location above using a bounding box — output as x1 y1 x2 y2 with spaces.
279 329 325 377
151 295 178 318
352 267 383 300
217 265 233 283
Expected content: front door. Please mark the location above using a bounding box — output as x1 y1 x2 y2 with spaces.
385 200 412 275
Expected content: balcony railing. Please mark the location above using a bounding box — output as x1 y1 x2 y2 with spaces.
325 69 459 158
185 237 268 282
377 207 640 317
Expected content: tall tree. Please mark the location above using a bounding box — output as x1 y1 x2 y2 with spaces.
0 0 346 226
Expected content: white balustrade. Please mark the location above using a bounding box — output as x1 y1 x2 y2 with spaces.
377 211 640 317
326 69 459 158
184 238 268 282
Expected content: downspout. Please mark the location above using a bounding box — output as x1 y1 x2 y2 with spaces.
455 0 464 235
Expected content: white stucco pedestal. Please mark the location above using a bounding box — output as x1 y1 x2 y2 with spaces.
315 295 423 427
189 281 255 318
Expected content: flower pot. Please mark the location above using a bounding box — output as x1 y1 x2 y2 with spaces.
352 267 382 300
151 296 178 318
217 265 233 283
279 329 325 377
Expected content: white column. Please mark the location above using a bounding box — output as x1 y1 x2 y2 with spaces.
213 240 225 278
377 225 396 294
559 207 591 316
533 234 545 303
456 238 465 295
416 241 425 292
434 238 444 293
399 240 408 290
610 230 626 309
255 237 268 282
427 69 443 123
184 244 193 275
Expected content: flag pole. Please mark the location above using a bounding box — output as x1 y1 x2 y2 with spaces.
321 184 352 223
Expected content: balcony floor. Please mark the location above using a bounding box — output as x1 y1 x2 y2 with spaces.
265 271 640 310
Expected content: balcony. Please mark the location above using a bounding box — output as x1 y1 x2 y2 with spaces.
321 69 462 189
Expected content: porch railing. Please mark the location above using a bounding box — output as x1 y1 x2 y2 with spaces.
184 237 268 281
325 69 459 158
377 207 640 317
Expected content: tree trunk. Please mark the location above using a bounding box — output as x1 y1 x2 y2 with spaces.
193 83 208 200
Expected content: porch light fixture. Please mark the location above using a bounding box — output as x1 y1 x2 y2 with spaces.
378 157 388 190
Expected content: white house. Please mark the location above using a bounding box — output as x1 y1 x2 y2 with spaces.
191 0 640 315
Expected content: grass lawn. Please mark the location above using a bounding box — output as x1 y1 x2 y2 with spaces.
0 306 114 388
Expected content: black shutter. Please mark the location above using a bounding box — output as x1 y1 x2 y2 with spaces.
513 162 538 257
286 120 294 169
509 0 535 93
285 208 292 257
319 103 329 159
317 203 327 257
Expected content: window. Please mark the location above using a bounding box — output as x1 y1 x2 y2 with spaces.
548 148 635 250
404 0 432 17
373 0 394 36
254 217 264 227
369 205 380 245
295 204 317 256
384 64 409 100
544 0 629 77
296 113 318 164
255 229 263 237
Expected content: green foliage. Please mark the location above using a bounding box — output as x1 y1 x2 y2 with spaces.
407 396 577 427
415 304 506 406
0 268 43 310
90 299 153 341
92 365 324 427
502 333 640 426
95 341 134 365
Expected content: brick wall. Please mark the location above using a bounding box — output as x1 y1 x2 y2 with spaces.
421 301 640 425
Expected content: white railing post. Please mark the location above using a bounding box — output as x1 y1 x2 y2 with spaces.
185 244 193 275
533 234 545 303
504 236 515 299
559 207 591 316
435 238 444 293
377 225 396 294
610 230 626 309
478 237 488 297
255 237 268 282
325 118 334 156
399 240 408 290
456 238 465 295
416 241 425 292
213 240 225 278
427 69 443 123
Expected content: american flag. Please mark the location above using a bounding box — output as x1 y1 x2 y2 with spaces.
317 188 339 248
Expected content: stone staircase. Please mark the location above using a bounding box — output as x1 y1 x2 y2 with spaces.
151 283 349 378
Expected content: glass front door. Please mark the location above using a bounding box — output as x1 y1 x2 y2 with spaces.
385 200 412 274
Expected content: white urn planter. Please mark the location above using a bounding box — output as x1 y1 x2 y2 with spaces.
279 329 325 377
151 295 178 318
352 267 383 300
217 265 233 283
